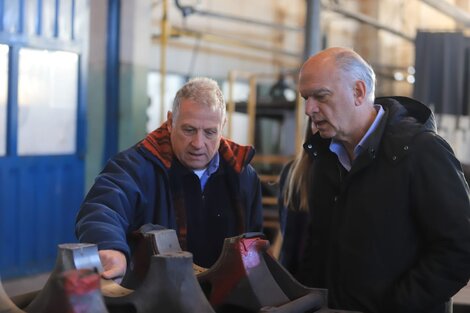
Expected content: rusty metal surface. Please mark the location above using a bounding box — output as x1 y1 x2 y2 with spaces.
8 228 363 313
23 244 108 313
11 269 108 313
197 232 361 313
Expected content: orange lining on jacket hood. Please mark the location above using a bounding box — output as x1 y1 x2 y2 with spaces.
139 121 253 174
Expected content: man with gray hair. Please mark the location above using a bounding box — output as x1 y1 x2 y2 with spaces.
76 77 263 283
296 47 470 312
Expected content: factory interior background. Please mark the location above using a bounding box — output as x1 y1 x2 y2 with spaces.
1 0 470 309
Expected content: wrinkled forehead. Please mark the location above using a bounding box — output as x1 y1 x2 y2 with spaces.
175 99 225 126
299 60 338 93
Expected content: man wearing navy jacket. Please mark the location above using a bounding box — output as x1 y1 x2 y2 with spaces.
76 77 263 281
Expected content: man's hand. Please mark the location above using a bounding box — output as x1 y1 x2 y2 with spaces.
99 249 127 282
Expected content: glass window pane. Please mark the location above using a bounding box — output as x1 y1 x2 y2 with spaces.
42 0 55 38
146 72 185 133
17 48 78 155
25 0 38 36
58 0 72 40
0 45 8 156
4 1 19 33
74 0 89 41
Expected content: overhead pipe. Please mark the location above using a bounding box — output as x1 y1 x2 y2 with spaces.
420 0 470 28
173 0 302 32
159 40 300 68
323 2 414 42
168 26 302 59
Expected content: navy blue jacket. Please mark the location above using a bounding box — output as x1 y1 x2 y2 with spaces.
75 122 263 267
299 97 470 313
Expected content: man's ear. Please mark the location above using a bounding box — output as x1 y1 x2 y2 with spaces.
354 80 367 106
167 111 173 131
222 115 227 130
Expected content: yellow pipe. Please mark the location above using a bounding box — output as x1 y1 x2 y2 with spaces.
160 0 169 124
156 40 300 68
169 26 301 60
227 70 236 139
247 75 257 145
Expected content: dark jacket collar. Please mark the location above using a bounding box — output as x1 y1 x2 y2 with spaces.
305 96 436 164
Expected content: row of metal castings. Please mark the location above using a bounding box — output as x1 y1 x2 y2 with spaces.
1 224 362 313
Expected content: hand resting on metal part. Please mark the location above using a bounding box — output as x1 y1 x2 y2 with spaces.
99 249 127 283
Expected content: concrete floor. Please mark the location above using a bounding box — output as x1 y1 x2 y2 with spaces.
455 282 470 305
3 272 50 297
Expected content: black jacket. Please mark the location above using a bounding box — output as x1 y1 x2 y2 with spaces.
298 97 470 313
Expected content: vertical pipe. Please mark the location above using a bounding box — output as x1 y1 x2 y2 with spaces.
53 0 59 37
227 70 235 139
103 0 120 164
160 0 169 124
36 0 43 36
18 0 24 34
247 75 257 145
6 46 18 156
76 0 89 160
303 0 321 60
297 0 321 153
70 0 75 40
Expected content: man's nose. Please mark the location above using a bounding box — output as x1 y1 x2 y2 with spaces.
191 132 204 148
305 97 319 116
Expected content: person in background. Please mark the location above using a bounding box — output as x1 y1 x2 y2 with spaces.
75 77 263 282
278 118 316 277
297 47 470 313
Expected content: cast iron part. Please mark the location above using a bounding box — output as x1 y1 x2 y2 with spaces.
23 243 107 313
105 251 215 313
197 232 362 313
121 224 181 288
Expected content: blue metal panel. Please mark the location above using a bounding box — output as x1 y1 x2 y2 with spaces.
77 55 87 159
0 156 83 278
103 0 120 165
6 45 18 155
0 0 4 32
0 0 88 279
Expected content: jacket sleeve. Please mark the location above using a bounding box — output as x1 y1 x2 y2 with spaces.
75 148 156 259
386 132 470 312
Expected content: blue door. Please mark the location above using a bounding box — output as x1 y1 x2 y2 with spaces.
0 0 89 279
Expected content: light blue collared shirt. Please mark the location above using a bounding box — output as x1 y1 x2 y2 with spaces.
329 105 385 171
193 152 220 190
